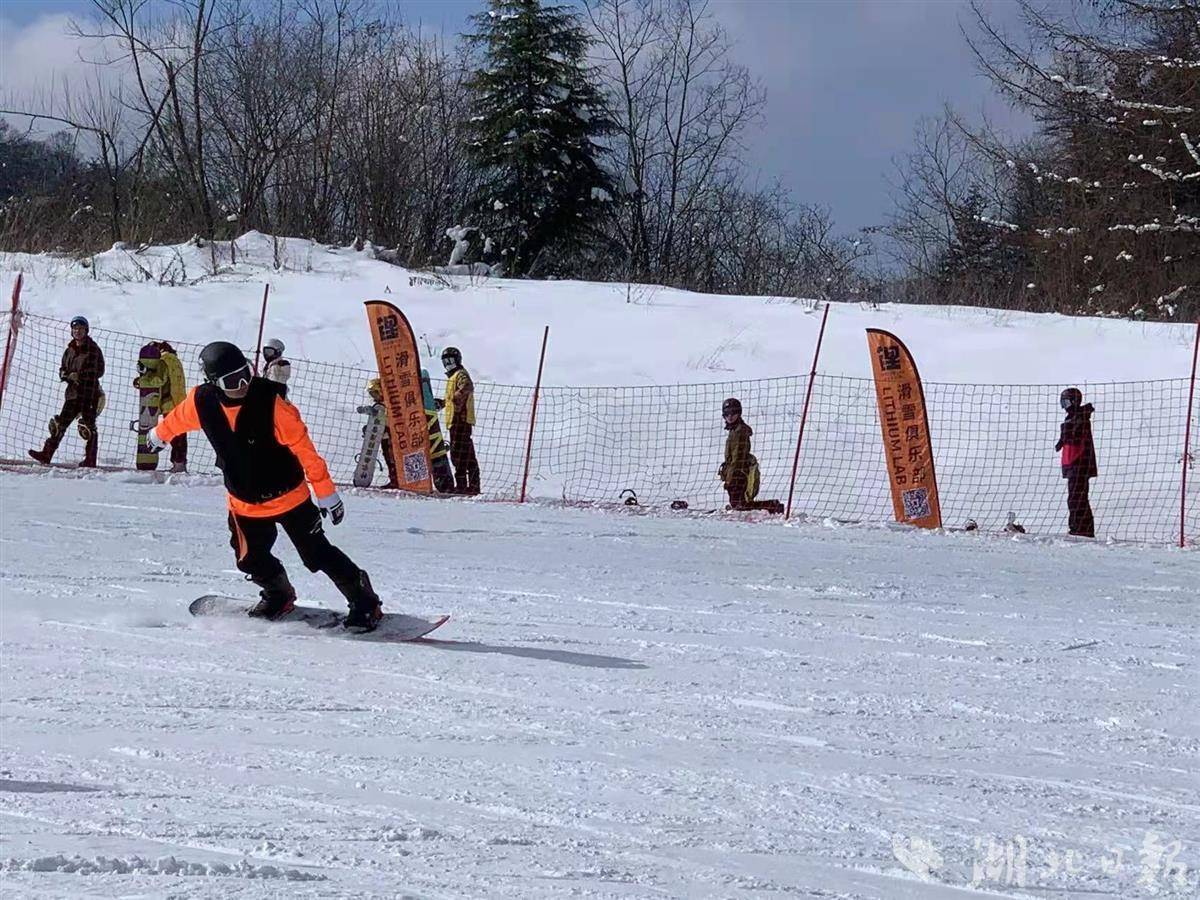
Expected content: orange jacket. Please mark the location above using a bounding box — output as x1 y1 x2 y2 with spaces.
157 386 337 518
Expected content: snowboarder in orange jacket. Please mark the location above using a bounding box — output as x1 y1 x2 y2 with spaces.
149 341 383 630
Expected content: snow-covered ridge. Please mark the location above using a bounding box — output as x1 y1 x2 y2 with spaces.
1 232 1193 387
0 854 324 881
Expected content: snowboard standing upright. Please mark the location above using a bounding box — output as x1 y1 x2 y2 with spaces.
353 402 388 487
132 342 164 470
421 368 456 493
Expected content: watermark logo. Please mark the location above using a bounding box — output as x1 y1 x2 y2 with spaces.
891 834 943 881
890 831 1191 891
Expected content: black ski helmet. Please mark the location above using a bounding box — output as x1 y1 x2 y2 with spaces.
1060 387 1082 410
722 397 742 417
441 346 462 369
200 341 251 389
70 315 89 331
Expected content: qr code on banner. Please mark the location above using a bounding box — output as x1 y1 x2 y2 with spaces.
403 451 429 483
902 487 932 520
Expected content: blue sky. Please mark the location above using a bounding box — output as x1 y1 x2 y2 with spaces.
0 0 1028 234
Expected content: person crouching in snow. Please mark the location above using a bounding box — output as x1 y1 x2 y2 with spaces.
1054 387 1097 538
147 341 383 631
718 398 784 514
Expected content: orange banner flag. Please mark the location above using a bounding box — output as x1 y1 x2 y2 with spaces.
866 329 942 529
364 300 432 493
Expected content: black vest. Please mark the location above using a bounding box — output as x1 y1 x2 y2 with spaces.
195 378 305 503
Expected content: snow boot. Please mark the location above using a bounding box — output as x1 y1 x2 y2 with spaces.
247 570 297 620
337 570 383 632
79 423 98 468
27 448 52 465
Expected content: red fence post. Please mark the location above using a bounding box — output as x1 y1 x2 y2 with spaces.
1181 320 1200 549
519 325 550 503
252 283 270 374
785 302 831 521
0 272 24 414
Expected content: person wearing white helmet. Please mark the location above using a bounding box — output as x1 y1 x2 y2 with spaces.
261 338 291 394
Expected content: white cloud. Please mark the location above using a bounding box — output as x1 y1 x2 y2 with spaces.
0 12 133 138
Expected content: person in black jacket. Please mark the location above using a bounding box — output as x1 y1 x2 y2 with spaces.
29 316 105 468
148 341 383 631
1054 387 1097 538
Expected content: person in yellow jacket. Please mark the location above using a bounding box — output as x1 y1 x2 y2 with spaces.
435 346 480 495
156 341 189 472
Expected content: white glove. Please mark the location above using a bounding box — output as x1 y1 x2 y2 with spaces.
146 426 168 452
317 491 345 525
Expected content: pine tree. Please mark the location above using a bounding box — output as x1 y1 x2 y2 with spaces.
465 0 616 277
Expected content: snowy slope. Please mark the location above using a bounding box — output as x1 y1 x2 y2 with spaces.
1 232 1194 387
1 469 1197 898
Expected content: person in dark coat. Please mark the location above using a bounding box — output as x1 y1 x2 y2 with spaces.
1054 387 1097 538
718 397 784 514
28 315 105 468
720 397 754 508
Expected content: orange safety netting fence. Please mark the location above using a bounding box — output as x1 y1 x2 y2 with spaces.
1 311 1197 545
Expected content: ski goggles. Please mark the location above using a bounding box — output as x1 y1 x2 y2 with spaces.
209 364 252 391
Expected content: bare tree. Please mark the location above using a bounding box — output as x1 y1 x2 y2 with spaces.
959 0 1199 319
587 0 765 284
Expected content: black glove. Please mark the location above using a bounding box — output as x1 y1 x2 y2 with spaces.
435 398 445 410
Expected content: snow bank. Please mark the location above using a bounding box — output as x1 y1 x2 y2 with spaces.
1 232 1192 387
1 853 325 880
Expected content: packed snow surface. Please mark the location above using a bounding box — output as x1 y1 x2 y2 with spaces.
1 469 1196 898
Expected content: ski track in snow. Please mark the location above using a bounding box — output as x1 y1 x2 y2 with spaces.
0 469 1197 899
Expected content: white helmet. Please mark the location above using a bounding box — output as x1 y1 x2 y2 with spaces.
263 338 285 361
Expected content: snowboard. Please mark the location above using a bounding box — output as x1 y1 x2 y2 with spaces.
420 368 456 493
132 342 164 471
189 595 449 641
353 402 388 487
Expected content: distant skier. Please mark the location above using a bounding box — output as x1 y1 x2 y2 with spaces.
1055 387 1097 538
28 315 106 468
436 346 480 495
147 341 384 630
718 398 783 514
261 338 291 394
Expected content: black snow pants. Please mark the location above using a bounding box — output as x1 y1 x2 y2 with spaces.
449 421 480 494
228 499 360 584
43 395 99 465
1065 468 1095 538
